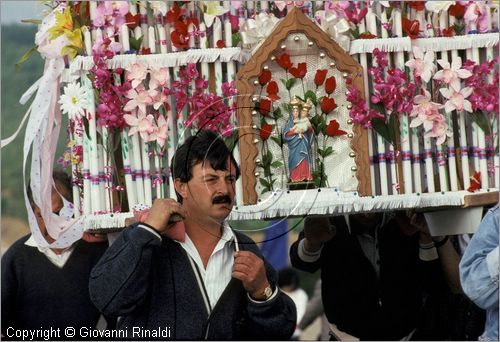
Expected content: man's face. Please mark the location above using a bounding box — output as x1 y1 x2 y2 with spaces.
179 158 237 225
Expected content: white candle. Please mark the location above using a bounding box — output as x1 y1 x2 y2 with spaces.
139 1 149 49
213 17 223 95
359 10 380 195
148 26 156 53
120 24 130 53
392 7 413 194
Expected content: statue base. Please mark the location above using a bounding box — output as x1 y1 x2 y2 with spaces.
287 181 316 191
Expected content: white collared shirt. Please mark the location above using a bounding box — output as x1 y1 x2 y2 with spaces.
140 222 236 307
140 222 278 307
24 235 75 268
178 222 237 308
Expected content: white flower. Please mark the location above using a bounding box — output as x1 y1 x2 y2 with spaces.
148 1 168 15
59 82 90 117
425 1 455 13
202 2 229 28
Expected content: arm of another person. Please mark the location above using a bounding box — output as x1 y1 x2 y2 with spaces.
298 280 324 331
89 198 186 317
459 205 499 310
290 216 335 273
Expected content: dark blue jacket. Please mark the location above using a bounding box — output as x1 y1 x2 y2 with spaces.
90 225 296 340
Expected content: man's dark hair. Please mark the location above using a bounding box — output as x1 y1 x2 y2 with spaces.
278 267 300 290
27 169 73 207
170 130 240 202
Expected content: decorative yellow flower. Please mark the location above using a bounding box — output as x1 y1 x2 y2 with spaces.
48 6 74 41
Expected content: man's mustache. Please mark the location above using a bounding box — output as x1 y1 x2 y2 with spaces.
212 195 231 204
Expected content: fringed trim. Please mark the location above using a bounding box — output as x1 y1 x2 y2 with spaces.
413 33 499 52
68 48 251 74
82 189 496 231
84 212 133 231
349 33 499 55
349 37 412 54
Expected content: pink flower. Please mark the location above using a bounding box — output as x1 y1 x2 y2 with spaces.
440 87 473 113
126 63 148 89
124 112 157 141
464 2 489 33
409 90 444 131
425 119 452 145
433 57 473 91
185 64 199 80
149 67 169 89
405 46 436 83
124 85 154 114
150 89 169 110
155 115 169 147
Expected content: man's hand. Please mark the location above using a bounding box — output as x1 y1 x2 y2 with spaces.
143 198 187 234
303 216 335 252
232 251 270 300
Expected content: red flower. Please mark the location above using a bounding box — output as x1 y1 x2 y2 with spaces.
276 53 292 70
260 123 273 140
258 70 272 85
125 12 140 29
402 18 421 39
216 40 225 48
259 99 271 115
141 48 151 55
467 171 481 192
325 76 337 94
359 32 377 39
408 1 425 11
321 97 337 114
325 120 347 137
266 81 280 101
289 62 307 79
165 3 184 24
314 69 328 86
449 3 466 18
442 27 454 37
171 30 189 49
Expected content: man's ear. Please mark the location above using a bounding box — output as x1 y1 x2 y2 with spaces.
174 178 188 201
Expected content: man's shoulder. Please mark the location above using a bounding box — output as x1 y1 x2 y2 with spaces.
2 235 32 262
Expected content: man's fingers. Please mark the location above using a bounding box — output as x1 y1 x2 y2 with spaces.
232 263 252 275
233 255 254 266
232 271 248 282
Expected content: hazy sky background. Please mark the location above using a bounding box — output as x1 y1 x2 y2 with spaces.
1 1 44 25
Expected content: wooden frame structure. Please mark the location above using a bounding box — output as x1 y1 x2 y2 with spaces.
236 7 372 204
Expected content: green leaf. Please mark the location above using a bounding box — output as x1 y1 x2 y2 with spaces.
310 115 323 135
232 32 241 47
282 103 292 114
96 131 103 146
388 113 398 147
83 116 90 139
350 26 360 39
273 107 283 120
270 135 283 147
15 46 37 72
259 178 270 188
318 148 324 158
371 117 393 146
130 35 144 51
320 146 334 158
470 112 492 135
271 160 283 168
304 90 318 106
286 78 296 90
20 19 42 25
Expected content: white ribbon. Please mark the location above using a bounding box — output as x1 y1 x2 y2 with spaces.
315 10 351 52
23 58 85 249
239 12 280 53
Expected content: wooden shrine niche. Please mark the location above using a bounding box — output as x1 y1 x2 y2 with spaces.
236 7 371 205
